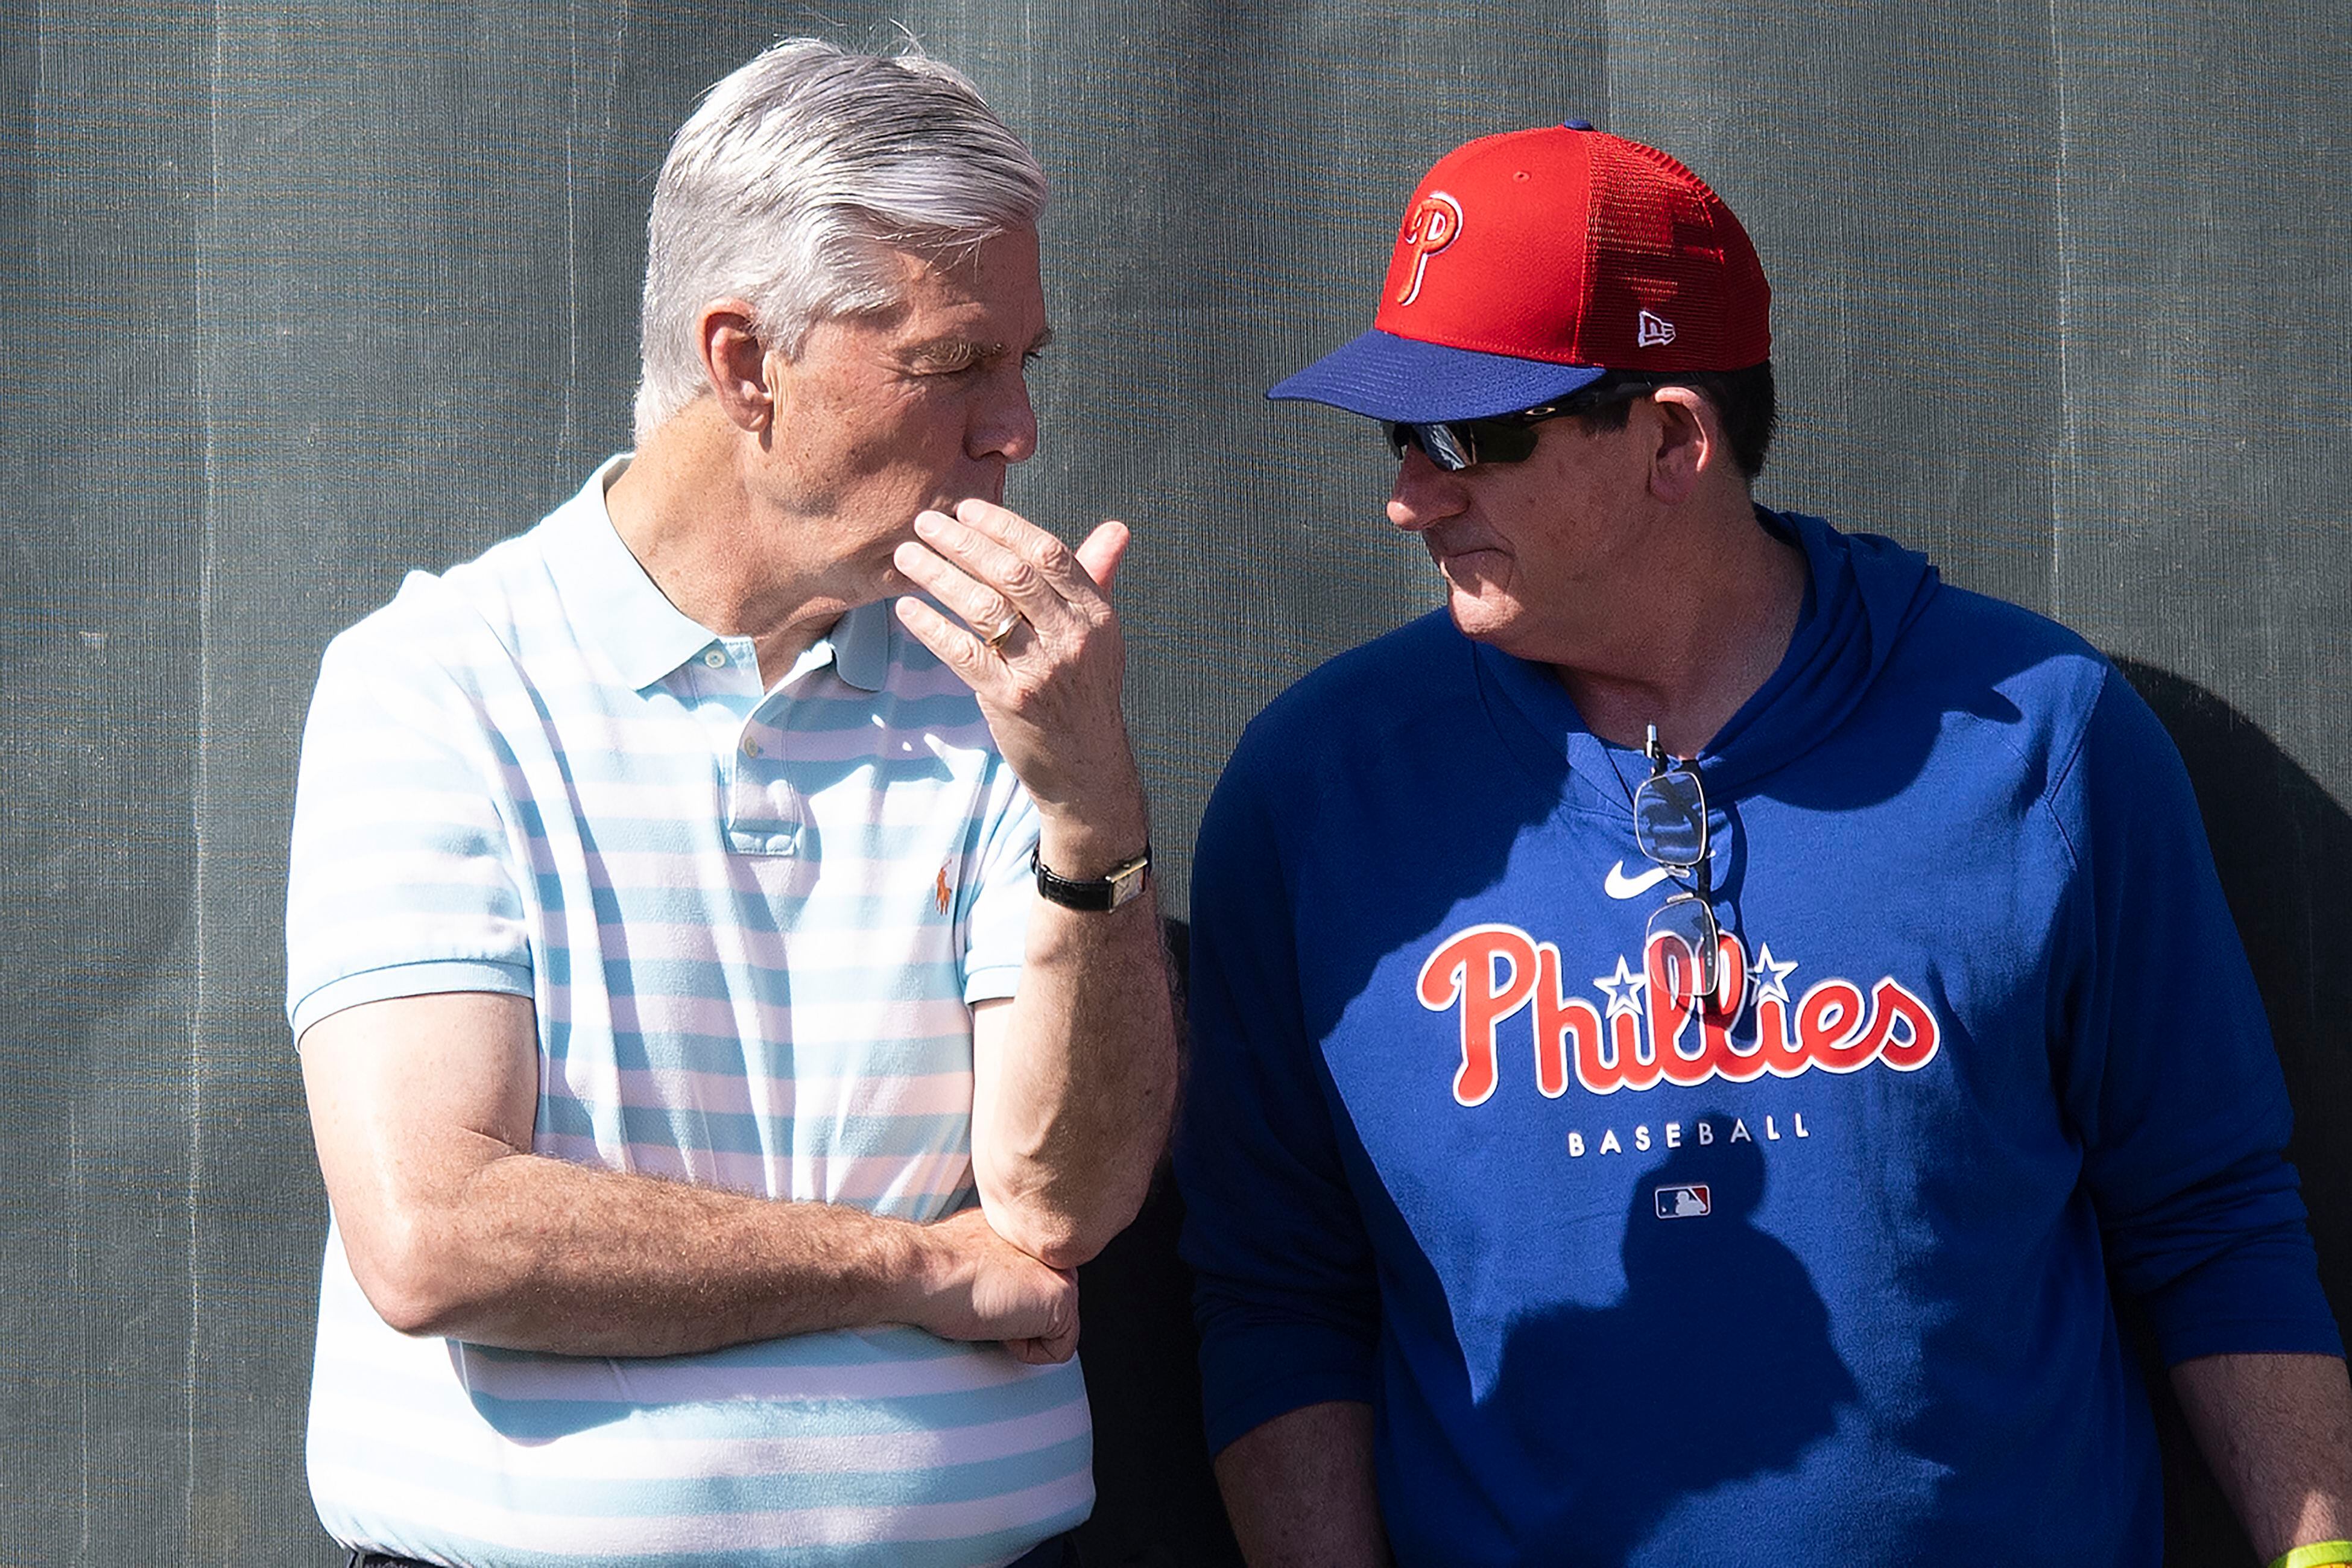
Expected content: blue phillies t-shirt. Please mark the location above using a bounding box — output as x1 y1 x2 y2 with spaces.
1177 510 2336 1567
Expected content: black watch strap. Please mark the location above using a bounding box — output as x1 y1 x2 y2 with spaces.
1032 845 1151 912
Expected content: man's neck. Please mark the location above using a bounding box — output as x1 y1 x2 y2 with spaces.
602 407 839 678
1552 499 1809 759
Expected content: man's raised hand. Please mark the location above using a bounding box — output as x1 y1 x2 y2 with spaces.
891 499 1146 852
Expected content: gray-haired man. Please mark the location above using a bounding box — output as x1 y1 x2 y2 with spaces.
287 39 1174 1567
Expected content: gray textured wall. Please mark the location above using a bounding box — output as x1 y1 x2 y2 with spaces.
2 4 2345 1562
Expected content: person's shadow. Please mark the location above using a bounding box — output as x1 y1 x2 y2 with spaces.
1482 1128 1857 1563
2109 660 2352 1567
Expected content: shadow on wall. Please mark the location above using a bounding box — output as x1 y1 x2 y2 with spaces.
1073 918 1246 1567
2111 659 2352 1568
1077 664 2352 1568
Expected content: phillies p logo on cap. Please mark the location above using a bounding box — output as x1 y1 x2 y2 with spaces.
1268 121 1771 424
1396 192 1463 305
1371 125 1769 372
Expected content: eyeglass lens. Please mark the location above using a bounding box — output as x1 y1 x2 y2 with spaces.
1383 385 1658 473
1394 422 1476 470
1633 768 1707 868
1647 891 1721 996
1382 418 1543 472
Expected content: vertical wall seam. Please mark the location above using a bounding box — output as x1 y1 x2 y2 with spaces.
2046 0 2078 622
1599 1 1616 155
559 0 581 483
188 0 226 1542
71 1107 89 1562
31 10 86 1560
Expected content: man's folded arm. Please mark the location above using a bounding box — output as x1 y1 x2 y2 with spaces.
904 505 1181 1271
966 873 1175 1271
300 988 1081 1362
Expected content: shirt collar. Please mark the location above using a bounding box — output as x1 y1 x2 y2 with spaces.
827 598 890 692
542 455 893 694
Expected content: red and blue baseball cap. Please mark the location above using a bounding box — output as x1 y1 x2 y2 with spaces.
1269 122 1772 423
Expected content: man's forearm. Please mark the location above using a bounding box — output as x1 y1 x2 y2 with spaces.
1215 1401 1393 1568
887 503 1181 1268
970 806 1180 1269
302 991 1078 1362
359 1152 905 1352
2173 1351 2352 1561
348 1156 1072 1360
353 1152 1077 1363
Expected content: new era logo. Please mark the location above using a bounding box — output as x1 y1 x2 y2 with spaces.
1654 1184 1711 1219
1636 309 1677 348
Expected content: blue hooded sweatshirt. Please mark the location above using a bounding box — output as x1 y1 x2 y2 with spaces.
1177 510 2337 1566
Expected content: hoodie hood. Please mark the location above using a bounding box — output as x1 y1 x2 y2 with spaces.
1698 508 1941 792
1476 507 1941 801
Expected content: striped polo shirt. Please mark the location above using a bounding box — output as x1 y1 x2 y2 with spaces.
285 459 1092 1567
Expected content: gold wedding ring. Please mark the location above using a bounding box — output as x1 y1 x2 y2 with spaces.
981 615 1020 651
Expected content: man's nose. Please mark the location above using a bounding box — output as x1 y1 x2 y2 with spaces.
1386 444 1467 533
969 367 1038 464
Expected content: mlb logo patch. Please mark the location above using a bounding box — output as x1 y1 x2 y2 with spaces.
1654 1184 1711 1219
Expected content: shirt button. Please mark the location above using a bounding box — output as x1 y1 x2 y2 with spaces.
703 648 727 668
741 736 762 757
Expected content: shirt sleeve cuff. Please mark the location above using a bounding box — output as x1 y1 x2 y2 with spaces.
289 959 534 1042
964 962 1022 1006
2143 1234 2347 1365
1200 1319 1380 1454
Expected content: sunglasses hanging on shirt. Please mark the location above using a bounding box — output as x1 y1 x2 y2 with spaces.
1629 725 1721 997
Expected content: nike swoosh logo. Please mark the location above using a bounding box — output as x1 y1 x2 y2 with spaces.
1604 861 1673 899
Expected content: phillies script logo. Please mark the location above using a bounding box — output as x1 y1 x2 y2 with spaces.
1414 923 1939 1107
1394 192 1463 306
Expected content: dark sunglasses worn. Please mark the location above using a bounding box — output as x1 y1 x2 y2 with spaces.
1383 405 1560 470
1382 381 1660 473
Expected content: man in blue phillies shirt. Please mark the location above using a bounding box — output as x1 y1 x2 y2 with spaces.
288 39 1175 1567
1175 124 2352 1566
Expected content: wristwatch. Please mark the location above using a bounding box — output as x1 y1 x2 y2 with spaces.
1032 845 1151 912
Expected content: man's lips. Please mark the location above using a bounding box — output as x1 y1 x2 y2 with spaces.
933 477 1007 514
1427 540 1510 580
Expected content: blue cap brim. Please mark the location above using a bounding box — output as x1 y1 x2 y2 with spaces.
1267 329 1610 423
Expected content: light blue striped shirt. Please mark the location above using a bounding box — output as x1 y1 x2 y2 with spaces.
286 459 1091 1566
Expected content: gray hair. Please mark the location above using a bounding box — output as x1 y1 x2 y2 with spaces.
632 38 1049 441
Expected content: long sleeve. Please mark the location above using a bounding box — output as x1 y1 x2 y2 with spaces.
1177 734 1383 1452
2050 667 2341 1363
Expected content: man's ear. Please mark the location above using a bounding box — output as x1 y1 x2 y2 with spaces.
697 300 776 433
1646 385 1718 505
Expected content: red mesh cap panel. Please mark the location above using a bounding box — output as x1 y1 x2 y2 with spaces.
1370 125 1769 373
1580 137 1771 371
